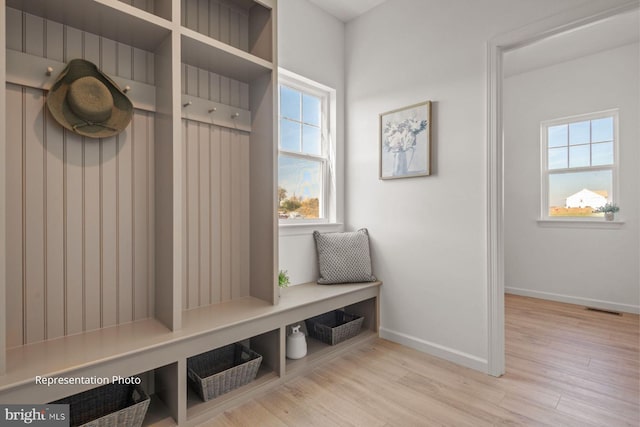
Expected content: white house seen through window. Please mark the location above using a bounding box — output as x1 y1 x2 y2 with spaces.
278 74 332 222
541 110 618 219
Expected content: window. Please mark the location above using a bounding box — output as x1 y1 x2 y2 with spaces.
278 70 335 223
541 110 618 219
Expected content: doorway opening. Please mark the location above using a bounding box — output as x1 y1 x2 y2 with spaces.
486 2 639 377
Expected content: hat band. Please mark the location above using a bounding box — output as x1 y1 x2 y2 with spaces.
72 120 119 133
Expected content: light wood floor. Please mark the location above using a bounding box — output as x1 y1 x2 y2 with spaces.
200 294 640 426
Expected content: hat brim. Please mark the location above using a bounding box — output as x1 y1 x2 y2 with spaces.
47 59 133 139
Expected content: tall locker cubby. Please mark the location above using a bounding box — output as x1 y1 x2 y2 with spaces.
0 0 278 424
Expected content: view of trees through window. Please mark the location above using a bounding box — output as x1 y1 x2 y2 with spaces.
278 83 326 220
278 185 319 219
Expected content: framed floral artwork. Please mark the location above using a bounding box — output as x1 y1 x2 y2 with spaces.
379 101 431 179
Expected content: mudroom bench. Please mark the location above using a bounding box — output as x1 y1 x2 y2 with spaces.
0 281 381 426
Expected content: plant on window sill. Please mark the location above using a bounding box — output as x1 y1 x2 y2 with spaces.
593 202 620 221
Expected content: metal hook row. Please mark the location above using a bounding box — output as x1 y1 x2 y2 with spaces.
45 66 132 94
183 101 241 118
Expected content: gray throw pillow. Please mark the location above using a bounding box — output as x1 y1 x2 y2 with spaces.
313 228 376 284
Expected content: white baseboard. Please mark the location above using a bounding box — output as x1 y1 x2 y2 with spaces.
505 287 640 314
379 327 488 373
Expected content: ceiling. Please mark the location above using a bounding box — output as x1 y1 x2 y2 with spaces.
504 10 640 77
308 0 387 22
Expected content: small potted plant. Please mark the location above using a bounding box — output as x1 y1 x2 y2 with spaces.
278 270 290 289
594 202 620 221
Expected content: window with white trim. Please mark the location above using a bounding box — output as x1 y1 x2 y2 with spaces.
278 70 335 223
541 110 618 219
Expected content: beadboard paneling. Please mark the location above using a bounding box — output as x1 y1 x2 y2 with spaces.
6 8 156 86
182 120 250 309
5 85 24 348
5 83 156 347
4 11 156 347
182 63 249 109
181 0 250 53
181 62 251 310
119 0 154 12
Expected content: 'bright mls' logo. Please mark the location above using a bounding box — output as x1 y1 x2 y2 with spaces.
0 405 68 426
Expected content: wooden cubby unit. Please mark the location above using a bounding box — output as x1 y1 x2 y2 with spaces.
0 0 382 424
0 279 380 426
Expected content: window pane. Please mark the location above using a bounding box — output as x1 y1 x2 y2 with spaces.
302 125 321 156
303 94 321 126
548 125 568 148
280 119 301 152
280 86 300 121
569 145 589 168
592 141 614 166
569 121 589 145
548 147 567 169
592 117 613 142
548 170 612 217
278 155 322 219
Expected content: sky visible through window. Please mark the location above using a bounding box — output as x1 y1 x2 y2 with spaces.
547 116 614 216
279 85 323 219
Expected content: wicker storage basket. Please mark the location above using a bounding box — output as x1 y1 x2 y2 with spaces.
53 383 150 427
305 310 364 345
187 343 263 401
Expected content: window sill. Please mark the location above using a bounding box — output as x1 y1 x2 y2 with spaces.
279 222 344 237
537 218 625 229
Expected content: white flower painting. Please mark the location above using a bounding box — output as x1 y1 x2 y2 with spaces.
379 101 431 179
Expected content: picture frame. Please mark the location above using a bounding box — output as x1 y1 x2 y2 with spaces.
379 101 431 180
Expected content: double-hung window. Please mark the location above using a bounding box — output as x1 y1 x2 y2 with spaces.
278 70 334 223
541 110 618 219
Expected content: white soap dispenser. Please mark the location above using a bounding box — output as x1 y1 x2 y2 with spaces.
286 325 307 359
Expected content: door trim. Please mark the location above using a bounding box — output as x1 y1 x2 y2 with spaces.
485 0 639 377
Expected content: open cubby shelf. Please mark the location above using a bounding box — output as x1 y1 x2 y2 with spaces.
185 364 278 420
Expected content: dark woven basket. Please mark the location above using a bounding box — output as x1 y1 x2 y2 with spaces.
187 342 263 401
305 310 364 345
52 383 150 427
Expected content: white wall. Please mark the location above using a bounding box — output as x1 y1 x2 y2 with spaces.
277 0 345 285
343 0 629 371
504 43 640 313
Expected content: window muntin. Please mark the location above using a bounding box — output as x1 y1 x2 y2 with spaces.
542 111 618 219
278 79 331 222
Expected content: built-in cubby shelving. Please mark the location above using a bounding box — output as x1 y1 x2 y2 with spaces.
7 0 172 51
0 0 381 425
180 0 272 62
0 281 380 426
181 31 272 83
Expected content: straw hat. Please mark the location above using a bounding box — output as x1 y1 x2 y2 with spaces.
47 59 133 138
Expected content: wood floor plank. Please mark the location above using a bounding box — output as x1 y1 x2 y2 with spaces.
199 294 639 426
556 394 638 427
